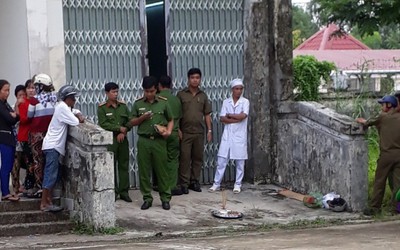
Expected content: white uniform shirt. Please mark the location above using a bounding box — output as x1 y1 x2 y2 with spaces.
42 101 80 155
217 96 249 160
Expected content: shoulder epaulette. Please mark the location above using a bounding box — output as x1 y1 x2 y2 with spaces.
117 100 126 104
157 95 168 101
98 101 107 107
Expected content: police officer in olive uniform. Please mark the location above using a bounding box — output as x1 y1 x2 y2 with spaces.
98 82 132 202
129 76 173 210
158 76 183 195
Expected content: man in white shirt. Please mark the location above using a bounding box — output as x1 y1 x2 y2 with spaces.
40 85 84 212
209 79 249 194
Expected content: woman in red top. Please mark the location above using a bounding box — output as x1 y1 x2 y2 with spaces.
11 80 36 195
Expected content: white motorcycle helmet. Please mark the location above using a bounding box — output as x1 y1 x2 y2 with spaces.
33 73 53 87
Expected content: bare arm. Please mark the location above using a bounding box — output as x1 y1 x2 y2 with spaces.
129 112 152 127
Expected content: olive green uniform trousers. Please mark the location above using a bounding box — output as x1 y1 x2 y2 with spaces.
108 137 130 197
137 136 171 203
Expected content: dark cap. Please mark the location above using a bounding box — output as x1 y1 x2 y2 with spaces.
14 85 26 97
378 95 398 108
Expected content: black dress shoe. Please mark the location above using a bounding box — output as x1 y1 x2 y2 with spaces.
171 188 183 196
188 182 202 192
120 195 132 203
181 186 189 194
162 201 170 210
141 201 152 210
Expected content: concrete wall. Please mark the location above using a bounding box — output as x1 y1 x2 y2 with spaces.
0 0 30 105
0 0 66 105
276 101 368 211
62 121 116 229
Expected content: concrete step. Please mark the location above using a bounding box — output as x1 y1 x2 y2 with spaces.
0 210 69 225
0 221 73 237
0 198 60 212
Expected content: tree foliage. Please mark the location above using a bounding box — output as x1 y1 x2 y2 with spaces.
292 5 319 48
293 55 336 101
310 0 400 36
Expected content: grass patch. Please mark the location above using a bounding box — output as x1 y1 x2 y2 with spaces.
73 222 124 235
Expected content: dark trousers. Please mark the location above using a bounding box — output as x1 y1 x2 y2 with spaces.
179 133 204 187
0 144 15 196
370 153 400 211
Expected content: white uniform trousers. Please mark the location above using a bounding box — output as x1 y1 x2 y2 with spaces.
213 156 245 187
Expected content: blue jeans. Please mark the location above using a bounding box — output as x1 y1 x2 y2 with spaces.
42 149 60 190
0 144 15 196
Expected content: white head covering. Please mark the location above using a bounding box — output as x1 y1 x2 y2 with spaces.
230 78 244 88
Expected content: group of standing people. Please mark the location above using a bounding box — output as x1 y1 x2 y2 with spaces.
0 74 84 212
98 68 249 210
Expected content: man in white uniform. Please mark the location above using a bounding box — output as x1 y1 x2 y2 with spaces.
209 79 249 194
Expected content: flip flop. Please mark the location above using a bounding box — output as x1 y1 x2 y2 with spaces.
1 194 20 202
41 205 63 213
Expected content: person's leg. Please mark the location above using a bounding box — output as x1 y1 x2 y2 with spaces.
107 140 119 198
390 161 400 213
30 132 45 190
234 160 245 187
153 139 171 203
40 149 60 210
167 132 180 190
189 133 204 191
213 156 229 187
178 133 194 189
0 144 16 197
11 151 22 194
118 139 131 200
137 137 153 204
370 156 392 210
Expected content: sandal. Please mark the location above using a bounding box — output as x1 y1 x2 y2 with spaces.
26 189 42 199
1 194 20 202
41 205 63 213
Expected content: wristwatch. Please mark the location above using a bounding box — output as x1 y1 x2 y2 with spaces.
208 129 212 133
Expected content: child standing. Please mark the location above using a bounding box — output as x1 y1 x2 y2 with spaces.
209 79 250 194
356 95 400 215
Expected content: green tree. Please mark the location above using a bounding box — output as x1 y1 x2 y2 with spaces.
292 5 319 48
351 27 382 49
293 55 336 101
310 0 400 36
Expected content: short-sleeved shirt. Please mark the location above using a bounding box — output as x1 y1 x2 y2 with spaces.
177 88 212 134
158 89 182 132
131 96 173 136
97 100 131 134
365 109 400 154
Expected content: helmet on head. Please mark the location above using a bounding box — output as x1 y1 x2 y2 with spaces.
58 85 80 101
33 74 53 87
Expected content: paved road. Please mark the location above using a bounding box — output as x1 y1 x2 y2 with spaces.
45 221 400 250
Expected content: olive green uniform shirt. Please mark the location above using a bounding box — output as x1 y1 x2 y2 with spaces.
158 89 182 133
177 88 212 134
97 100 131 134
131 96 173 136
365 109 400 154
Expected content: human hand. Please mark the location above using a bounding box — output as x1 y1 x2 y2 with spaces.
142 111 153 120
120 126 127 134
355 118 366 124
207 130 212 143
178 129 182 140
117 133 125 143
75 113 85 123
10 112 17 118
161 130 171 139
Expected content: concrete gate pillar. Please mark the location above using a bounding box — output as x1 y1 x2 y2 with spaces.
244 0 293 183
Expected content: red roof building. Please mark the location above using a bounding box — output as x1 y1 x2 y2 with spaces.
295 24 370 50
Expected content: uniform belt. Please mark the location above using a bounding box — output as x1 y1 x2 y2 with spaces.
140 134 161 140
